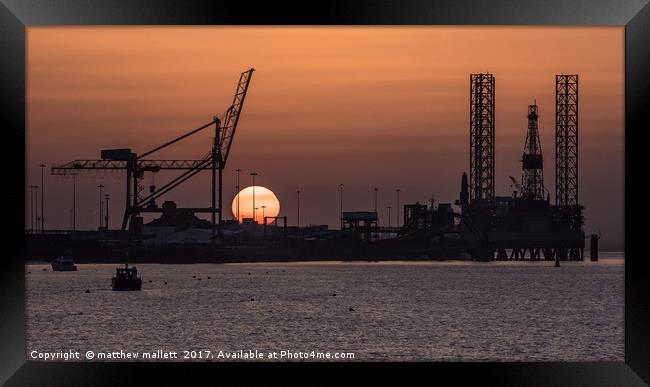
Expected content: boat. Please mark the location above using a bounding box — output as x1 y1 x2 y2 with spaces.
51 256 78 272
111 264 142 291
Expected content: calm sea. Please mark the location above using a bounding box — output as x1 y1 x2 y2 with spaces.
26 254 624 361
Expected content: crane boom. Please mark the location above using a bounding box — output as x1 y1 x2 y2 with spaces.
218 68 254 167
51 159 210 174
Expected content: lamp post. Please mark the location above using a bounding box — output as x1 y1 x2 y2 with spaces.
396 188 400 227
339 184 344 229
105 194 110 230
35 186 39 232
261 205 266 225
40 163 45 232
71 172 78 231
236 168 241 222
296 190 301 228
250 172 258 223
374 187 378 213
97 184 104 230
29 185 35 232
387 205 392 229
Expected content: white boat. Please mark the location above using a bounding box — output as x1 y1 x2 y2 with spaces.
51 256 78 272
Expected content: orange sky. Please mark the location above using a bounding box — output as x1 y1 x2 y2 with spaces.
26 27 624 248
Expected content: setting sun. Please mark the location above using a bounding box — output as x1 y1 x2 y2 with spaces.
231 186 281 224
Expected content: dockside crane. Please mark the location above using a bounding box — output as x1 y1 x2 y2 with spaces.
51 68 255 238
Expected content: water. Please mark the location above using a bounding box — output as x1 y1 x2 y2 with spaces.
26 255 624 361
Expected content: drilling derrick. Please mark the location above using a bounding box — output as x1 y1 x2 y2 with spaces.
469 73 495 203
555 75 579 208
521 102 545 200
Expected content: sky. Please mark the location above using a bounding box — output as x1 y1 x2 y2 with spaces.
26 27 624 249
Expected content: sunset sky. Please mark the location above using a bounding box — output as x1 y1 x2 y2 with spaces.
27 27 624 248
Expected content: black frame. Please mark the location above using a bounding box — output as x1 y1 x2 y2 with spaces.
1 1 648 385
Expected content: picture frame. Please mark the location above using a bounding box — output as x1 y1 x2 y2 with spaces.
1 0 648 385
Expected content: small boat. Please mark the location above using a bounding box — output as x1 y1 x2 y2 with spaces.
51 256 78 272
111 264 142 291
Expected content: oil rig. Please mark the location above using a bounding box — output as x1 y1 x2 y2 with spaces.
395 73 585 261
460 73 584 261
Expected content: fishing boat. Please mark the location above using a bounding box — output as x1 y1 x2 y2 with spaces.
111 264 142 291
51 256 78 272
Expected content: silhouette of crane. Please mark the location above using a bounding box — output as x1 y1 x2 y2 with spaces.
51 68 255 237
508 176 523 198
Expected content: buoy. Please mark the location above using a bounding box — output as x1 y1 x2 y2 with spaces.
192 275 196 278
207 276 211 279
197 278 201 281
85 289 90 293
164 282 168 285
148 280 152 283
349 307 355 312
42 268 47 271
332 293 337 297
79 312 83 315
250 298 255 301
248 272 251 275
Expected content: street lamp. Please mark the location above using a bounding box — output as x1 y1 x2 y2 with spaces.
374 187 378 213
97 184 104 230
35 185 39 232
40 163 45 232
236 168 241 222
296 190 301 228
396 188 401 227
29 185 36 232
261 205 266 225
387 205 392 228
105 194 110 230
250 172 258 222
339 184 344 229
71 172 78 231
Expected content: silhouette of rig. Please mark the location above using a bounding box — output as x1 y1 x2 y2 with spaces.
29 71 597 263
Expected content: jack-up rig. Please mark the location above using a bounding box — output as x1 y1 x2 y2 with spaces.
457 73 584 261
388 74 586 261
51 68 254 239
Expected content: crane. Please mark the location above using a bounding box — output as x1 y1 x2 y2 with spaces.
51 68 255 237
508 176 524 198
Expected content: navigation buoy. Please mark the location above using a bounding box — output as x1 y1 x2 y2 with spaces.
85 289 90 293
250 298 255 301
349 307 355 312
